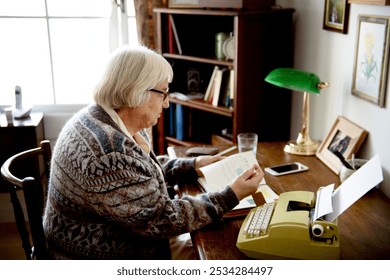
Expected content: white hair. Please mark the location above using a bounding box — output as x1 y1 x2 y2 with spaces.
93 45 173 109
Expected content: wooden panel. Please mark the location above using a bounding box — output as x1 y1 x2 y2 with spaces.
348 0 390 5
168 0 276 9
198 0 276 9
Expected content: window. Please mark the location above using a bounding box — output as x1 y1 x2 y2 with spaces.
0 0 137 106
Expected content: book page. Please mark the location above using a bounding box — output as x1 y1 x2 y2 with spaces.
199 151 258 192
198 151 276 211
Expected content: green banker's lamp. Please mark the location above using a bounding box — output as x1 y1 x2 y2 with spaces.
265 68 329 155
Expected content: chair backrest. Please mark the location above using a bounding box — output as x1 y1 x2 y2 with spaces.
1 140 52 260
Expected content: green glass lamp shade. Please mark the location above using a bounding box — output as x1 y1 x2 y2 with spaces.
264 68 329 156
265 68 321 94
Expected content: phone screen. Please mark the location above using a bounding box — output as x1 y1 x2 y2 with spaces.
271 163 299 173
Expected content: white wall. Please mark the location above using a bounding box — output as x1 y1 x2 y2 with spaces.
276 0 390 197
35 105 85 145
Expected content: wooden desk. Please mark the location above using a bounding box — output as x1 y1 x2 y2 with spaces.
177 142 390 259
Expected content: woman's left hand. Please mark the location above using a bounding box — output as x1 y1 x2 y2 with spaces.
194 155 224 176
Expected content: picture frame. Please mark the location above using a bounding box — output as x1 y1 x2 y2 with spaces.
323 0 350 34
352 15 390 108
316 116 368 174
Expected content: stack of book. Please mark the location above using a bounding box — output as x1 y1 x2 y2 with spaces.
203 66 234 108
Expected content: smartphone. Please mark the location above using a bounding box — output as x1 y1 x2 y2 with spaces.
264 162 308 176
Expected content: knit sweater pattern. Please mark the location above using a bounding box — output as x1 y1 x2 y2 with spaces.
43 104 238 259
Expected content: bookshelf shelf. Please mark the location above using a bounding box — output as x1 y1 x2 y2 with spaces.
163 53 234 67
153 7 295 154
170 98 233 117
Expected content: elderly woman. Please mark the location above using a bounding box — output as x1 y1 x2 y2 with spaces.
43 45 263 259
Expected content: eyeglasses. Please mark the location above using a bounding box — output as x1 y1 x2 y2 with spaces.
149 88 169 101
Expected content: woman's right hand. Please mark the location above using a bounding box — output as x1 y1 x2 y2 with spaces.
230 164 264 201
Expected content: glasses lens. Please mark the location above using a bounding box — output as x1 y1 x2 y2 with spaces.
150 89 169 100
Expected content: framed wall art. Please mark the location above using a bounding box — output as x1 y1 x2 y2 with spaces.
352 15 390 108
316 116 368 174
323 0 350 34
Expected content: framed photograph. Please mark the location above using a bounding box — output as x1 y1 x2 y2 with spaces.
323 0 350 34
316 116 368 174
352 15 390 108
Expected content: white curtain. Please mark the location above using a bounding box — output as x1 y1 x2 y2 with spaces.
110 0 130 52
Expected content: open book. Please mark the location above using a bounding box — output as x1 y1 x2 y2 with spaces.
198 151 278 211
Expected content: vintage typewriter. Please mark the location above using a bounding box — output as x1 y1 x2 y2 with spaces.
236 190 340 259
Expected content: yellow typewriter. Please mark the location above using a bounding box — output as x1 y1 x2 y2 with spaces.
236 190 340 259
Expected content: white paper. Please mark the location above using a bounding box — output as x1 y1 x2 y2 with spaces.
313 184 334 220
325 154 383 222
167 146 177 159
199 151 258 192
258 184 279 203
234 195 257 210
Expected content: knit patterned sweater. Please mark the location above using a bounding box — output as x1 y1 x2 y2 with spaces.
43 104 239 259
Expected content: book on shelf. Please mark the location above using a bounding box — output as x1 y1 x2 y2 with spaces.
204 66 232 108
211 68 227 107
218 68 231 107
218 68 235 108
167 103 189 140
168 104 176 136
206 80 215 104
204 66 219 102
167 14 174 53
198 151 279 211
175 104 185 140
168 14 182 55
228 69 235 109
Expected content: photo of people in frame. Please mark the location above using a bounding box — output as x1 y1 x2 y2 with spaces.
328 130 352 156
327 0 344 25
323 0 349 34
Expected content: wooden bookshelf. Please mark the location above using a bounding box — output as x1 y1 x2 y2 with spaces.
153 7 295 155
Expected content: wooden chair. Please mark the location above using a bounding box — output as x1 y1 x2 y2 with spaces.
1 140 52 260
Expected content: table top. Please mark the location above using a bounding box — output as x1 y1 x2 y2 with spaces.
0 112 43 128
176 141 390 260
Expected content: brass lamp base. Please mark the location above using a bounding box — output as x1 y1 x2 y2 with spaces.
284 139 320 156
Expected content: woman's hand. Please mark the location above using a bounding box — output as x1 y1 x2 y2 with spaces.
194 155 224 176
230 164 264 201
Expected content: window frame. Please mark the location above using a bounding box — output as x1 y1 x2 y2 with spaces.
0 0 136 110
